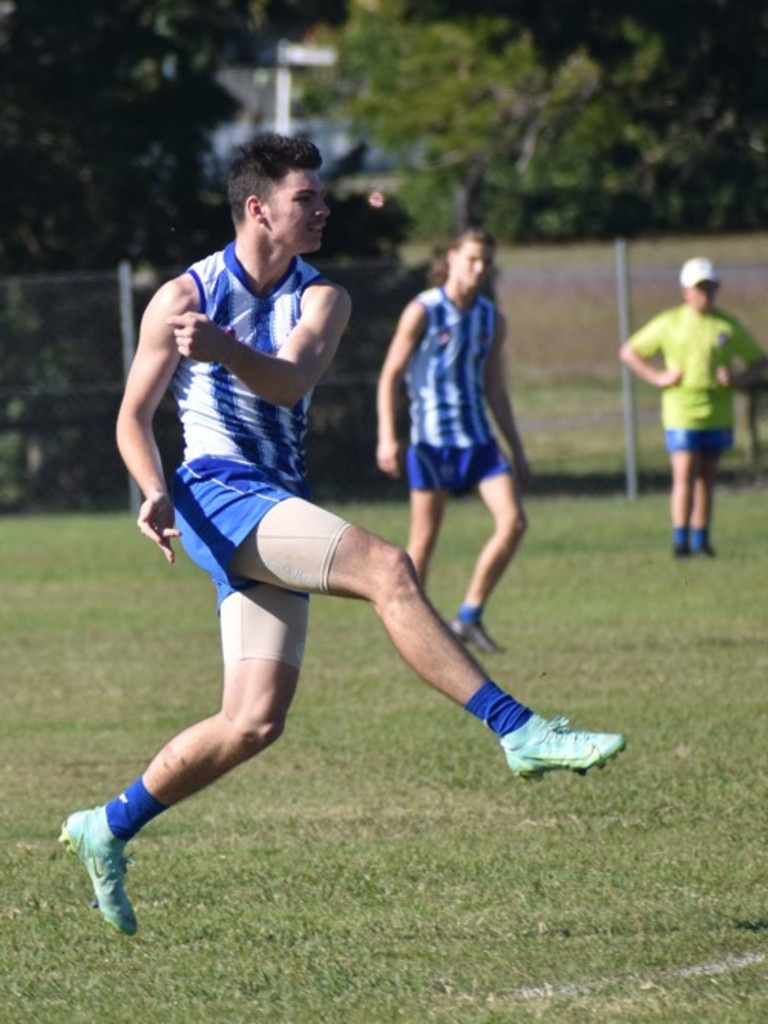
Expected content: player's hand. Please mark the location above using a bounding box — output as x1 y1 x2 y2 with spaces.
167 312 237 363
657 368 683 388
137 493 181 564
715 365 733 387
376 440 402 478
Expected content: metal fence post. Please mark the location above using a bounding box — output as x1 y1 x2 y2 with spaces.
615 238 638 500
118 259 141 516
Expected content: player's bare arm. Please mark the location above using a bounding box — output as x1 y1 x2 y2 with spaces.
117 274 198 562
168 281 351 407
619 341 683 388
376 300 426 478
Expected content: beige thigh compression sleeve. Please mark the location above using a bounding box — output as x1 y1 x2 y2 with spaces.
228 497 351 594
220 587 309 668
221 498 350 668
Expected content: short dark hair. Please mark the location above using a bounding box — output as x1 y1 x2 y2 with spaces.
227 133 323 223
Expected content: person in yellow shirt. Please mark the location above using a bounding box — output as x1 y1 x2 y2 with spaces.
620 257 767 557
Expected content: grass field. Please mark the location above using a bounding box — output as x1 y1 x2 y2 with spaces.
1 493 767 1023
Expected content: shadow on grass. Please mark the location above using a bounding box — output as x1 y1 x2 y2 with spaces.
314 466 765 504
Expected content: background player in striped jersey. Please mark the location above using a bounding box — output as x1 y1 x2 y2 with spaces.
59 137 624 936
376 229 530 653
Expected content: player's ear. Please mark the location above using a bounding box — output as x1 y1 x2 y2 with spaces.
245 194 268 223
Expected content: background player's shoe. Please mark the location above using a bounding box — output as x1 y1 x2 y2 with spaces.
450 618 503 654
59 806 137 935
500 713 625 779
691 543 716 557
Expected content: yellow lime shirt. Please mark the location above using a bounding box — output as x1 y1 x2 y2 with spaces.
628 304 764 429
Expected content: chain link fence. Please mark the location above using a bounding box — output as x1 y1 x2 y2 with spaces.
1 252 766 513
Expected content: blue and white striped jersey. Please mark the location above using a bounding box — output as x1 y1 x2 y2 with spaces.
405 286 497 447
172 242 324 492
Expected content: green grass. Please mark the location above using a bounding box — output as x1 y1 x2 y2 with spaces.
1 495 768 1023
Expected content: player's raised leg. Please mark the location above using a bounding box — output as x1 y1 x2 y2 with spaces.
325 523 625 778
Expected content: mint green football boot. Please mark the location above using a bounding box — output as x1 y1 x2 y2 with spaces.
501 713 626 779
59 806 137 935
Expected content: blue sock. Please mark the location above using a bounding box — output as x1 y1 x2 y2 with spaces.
673 526 689 548
105 777 167 841
457 603 482 625
690 527 709 551
464 680 533 737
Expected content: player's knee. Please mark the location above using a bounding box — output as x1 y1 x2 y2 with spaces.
498 509 527 547
378 542 422 600
230 713 287 761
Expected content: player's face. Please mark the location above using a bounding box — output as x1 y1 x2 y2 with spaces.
683 281 718 314
260 170 330 253
448 240 494 292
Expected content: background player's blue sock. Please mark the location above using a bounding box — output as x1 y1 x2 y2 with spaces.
464 680 533 737
673 526 689 548
106 777 167 840
690 527 709 552
457 603 482 624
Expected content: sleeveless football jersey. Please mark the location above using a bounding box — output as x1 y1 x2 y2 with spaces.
173 242 325 491
405 286 496 447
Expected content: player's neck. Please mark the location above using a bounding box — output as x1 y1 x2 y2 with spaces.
444 282 477 312
234 238 295 297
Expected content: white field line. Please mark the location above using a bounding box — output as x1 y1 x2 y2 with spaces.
491 952 766 1004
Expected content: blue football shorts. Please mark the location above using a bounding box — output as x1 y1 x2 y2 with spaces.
664 427 733 455
405 440 510 495
173 456 343 607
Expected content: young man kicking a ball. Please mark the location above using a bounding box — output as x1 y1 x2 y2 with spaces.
60 133 625 936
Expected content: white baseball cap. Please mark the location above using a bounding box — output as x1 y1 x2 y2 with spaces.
679 257 719 288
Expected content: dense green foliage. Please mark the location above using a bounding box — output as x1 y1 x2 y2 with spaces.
0 0 406 274
328 0 768 239
3 0 768 269
0 0 256 272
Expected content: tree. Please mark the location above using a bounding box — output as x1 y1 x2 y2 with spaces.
0 0 257 273
517 1 768 234
320 0 768 240
332 6 561 233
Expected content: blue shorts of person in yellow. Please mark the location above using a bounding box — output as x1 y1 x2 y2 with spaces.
664 428 733 455
406 440 510 495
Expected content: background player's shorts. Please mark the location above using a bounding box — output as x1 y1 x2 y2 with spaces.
664 427 733 454
406 440 510 495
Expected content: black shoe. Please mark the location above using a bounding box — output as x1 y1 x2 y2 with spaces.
673 543 691 558
450 618 504 654
691 543 716 557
